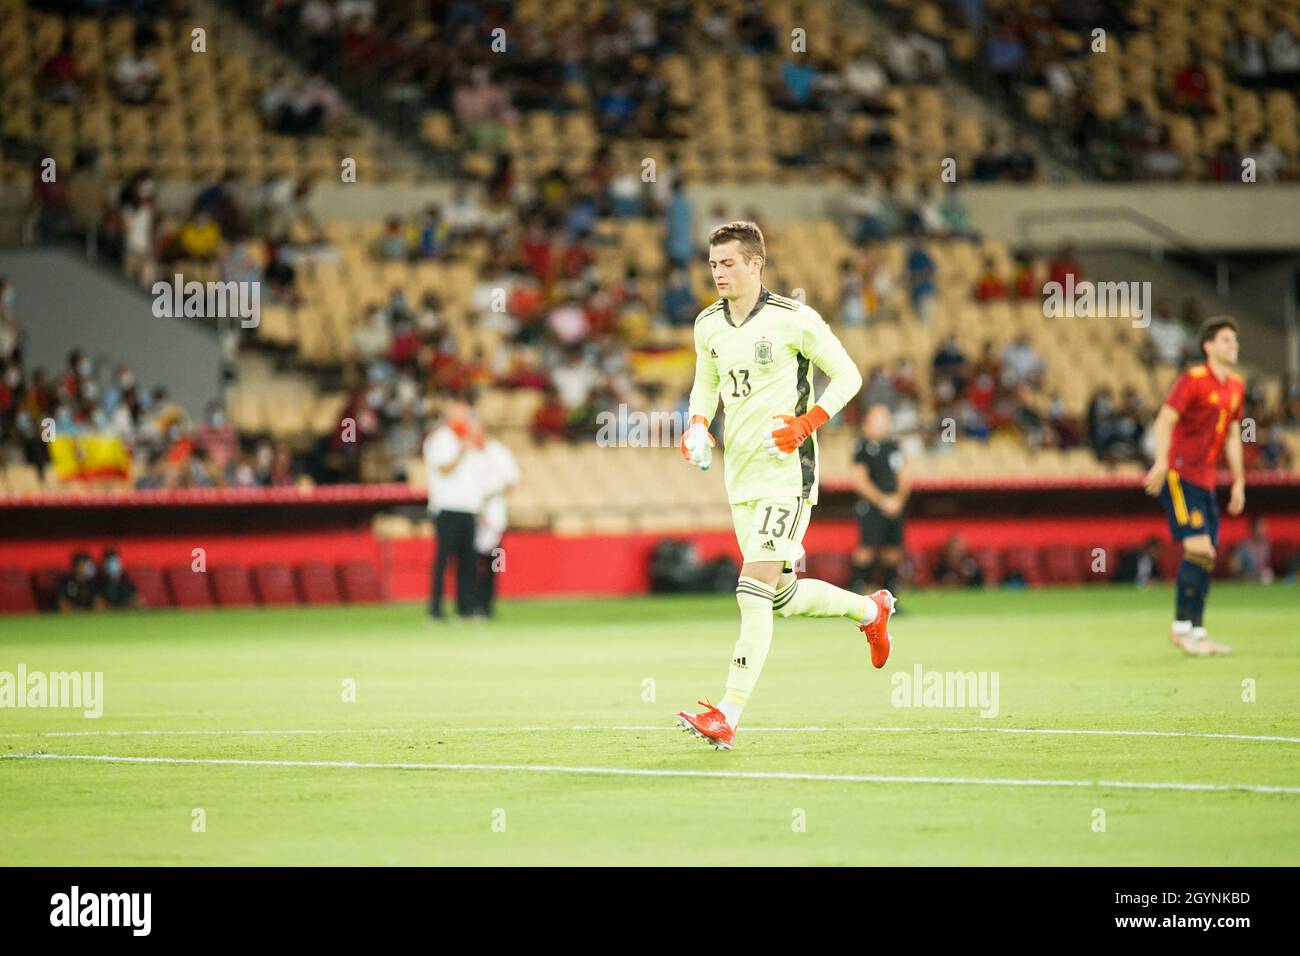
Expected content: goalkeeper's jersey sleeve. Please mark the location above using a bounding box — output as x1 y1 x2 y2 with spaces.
688 287 862 505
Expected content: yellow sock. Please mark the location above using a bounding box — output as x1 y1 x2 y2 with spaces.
774 577 874 623
721 576 775 728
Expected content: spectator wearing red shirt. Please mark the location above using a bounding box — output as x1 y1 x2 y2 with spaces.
531 385 571 443
1048 243 1082 290
390 318 420 366
1013 255 1038 299
507 274 543 323
518 218 555 285
1208 139 1239 181
583 287 618 336
331 388 377 450
32 158 71 242
1172 54 1215 118
966 369 998 423
164 424 195 467
0 365 16 416
270 442 296 486
427 329 463 391
195 401 238 470
559 239 593 279
443 347 490 395
972 256 1008 300
40 37 81 103
22 368 53 419
59 350 89 401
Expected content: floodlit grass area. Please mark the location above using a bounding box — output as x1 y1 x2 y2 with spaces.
1 585 1296 865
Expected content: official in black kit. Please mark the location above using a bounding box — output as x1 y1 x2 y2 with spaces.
850 403 910 596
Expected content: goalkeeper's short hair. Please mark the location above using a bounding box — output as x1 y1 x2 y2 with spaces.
708 221 766 269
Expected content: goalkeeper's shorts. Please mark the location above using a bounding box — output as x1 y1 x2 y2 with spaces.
731 496 813 566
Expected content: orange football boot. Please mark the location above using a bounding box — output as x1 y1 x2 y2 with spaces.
676 700 735 750
858 589 896 668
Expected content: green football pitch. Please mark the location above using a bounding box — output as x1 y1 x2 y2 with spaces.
1 585 1297 866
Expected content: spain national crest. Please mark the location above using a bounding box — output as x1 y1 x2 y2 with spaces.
754 340 773 364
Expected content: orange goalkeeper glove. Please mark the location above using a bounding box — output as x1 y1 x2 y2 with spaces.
763 405 830 459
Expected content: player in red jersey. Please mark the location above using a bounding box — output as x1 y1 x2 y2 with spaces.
1142 317 1245 656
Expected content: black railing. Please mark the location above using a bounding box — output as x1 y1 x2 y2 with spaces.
1016 205 1232 292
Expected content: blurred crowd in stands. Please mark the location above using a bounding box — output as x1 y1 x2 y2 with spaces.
9 0 1300 489
31 150 326 300
238 0 967 184
0 303 299 489
12 132 1300 486
39 15 164 107
921 0 1299 182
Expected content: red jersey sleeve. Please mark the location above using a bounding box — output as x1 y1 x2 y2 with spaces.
1164 371 1196 415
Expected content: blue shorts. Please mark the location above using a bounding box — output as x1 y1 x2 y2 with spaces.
1157 471 1219 545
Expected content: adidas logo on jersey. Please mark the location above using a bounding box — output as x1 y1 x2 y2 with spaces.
710 348 718 358
761 539 776 551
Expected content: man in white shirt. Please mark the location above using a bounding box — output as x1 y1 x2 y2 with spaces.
423 398 484 620
474 434 521 618
113 44 160 105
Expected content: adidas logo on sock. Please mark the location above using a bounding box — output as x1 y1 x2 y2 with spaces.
761 539 776 551
732 656 748 668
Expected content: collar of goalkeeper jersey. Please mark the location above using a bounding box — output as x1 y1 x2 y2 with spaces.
721 286 771 328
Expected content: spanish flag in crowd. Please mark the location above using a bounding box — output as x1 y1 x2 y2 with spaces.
48 434 132 481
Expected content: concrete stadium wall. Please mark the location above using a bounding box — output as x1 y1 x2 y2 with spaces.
687 183 1300 251
959 185 1300 252
0 248 223 419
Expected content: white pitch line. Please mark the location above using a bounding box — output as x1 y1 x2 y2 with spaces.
3 752 1297 795
585 726 1300 744
2 725 1297 744
0 728 414 739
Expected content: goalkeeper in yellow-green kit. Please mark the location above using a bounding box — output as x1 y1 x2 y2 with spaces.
676 220 896 750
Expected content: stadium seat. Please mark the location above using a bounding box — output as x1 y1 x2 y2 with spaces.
1084 545 1118 585
806 553 852 589
5 463 41 492
211 565 256 607
905 550 933 587
972 548 1002 586
1272 540 1299 580
338 561 384 603
251 563 300 606
127 563 170 608
1000 547 1043 586
296 561 342 605
165 565 215 608
1157 544 1185 582
1042 547 1086 585
0 566 37 613
31 567 65 611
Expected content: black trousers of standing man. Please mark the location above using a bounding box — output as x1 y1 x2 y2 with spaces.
430 510 478 618
476 545 500 618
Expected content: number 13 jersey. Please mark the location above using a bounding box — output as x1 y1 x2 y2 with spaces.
688 286 862 505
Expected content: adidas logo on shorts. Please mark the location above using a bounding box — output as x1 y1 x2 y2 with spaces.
761 540 776 551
